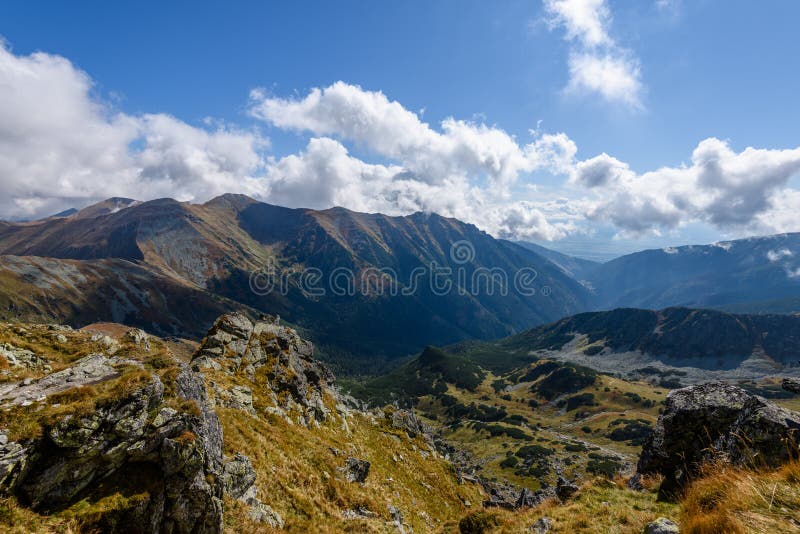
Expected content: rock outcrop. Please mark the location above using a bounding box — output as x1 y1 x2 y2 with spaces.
0 318 283 532
637 381 800 499
782 377 800 394
0 343 51 372
0 353 129 407
0 367 225 532
341 457 371 483
192 312 336 425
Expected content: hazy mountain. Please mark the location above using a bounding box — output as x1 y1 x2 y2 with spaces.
586 234 800 310
515 241 600 280
0 194 592 372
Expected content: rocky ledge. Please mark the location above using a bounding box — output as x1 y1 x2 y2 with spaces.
0 324 283 533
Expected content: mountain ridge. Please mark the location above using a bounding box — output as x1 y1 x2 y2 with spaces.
0 195 592 373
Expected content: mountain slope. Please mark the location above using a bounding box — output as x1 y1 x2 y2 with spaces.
0 255 254 338
0 195 593 372
446 307 800 383
587 234 800 310
515 241 600 280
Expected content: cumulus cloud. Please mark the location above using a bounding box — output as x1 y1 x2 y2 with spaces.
2 41 799 243
0 42 268 219
544 0 643 108
544 0 611 47
566 53 642 108
248 82 584 240
574 138 800 235
250 81 576 189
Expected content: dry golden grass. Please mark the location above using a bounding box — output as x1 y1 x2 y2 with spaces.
680 459 800 534
0 498 80 534
218 405 485 533
486 476 678 533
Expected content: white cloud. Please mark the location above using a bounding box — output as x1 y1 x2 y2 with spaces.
544 0 644 108
0 42 268 219
767 248 793 262
250 82 576 189
574 138 800 235
567 53 642 108
544 0 611 47
248 82 592 240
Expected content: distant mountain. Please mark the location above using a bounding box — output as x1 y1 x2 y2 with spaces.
446 307 800 382
716 296 800 316
0 195 592 373
515 241 600 280
586 234 800 310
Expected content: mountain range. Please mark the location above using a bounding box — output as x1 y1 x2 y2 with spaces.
0 195 590 373
1 195 798 373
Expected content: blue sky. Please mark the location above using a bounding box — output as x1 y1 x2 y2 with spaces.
1 1 799 259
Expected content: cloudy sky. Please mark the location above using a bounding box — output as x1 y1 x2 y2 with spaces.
1 0 799 259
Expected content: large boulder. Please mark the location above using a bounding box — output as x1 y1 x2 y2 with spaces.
719 395 800 466
637 381 800 499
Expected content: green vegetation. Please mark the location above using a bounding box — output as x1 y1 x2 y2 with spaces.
607 419 653 445
563 392 597 411
531 364 598 400
347 345 485 404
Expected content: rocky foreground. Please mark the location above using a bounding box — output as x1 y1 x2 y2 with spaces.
0 315 489 532
0 314 798 533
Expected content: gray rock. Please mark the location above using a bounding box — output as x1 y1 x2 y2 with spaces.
389 408 434 441
0 343 50 372
717 394 800 467
247 499 284 528
638 381 800 500
342 457 370 483
782 377 800 394
222 453 257 500
0 353 128 406
516 487 550 508
642 517 679 534
388 504 403 523
191 312 335 425
530 517 553 534
126 328 151 351
0 361 226 533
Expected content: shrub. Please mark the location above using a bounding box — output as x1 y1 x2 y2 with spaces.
515 444 554 460
607 420 652 445
533 365 597 400
500 456 519 468
459 511 499 534
565 392 597 411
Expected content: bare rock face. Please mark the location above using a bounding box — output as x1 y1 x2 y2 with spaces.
192 312 335 425
0 353 127 407
782 378 800 394
0 368 225 533
719 395 800 466
637 381 800 500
